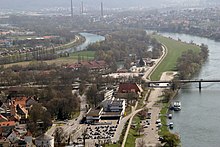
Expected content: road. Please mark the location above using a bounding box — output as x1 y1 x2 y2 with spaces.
46 44 168 146
46 91 87 139
120 45 167 147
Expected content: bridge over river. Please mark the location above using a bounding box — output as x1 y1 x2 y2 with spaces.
146 79 220 91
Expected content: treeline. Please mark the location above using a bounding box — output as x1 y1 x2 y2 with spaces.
177 44 209 79
0 48 59 65
87 29 162 65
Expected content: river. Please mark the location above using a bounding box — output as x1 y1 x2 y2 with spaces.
56 33 105 54
159 32 220 147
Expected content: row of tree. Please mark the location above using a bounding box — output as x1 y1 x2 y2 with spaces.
176 44 209 79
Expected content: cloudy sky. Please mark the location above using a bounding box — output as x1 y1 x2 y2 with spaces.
0 0 215 10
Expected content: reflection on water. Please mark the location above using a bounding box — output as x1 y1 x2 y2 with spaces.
160 32 220 147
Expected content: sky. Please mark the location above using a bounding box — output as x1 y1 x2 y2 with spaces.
0 0 217 10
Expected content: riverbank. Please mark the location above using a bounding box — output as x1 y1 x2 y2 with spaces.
135 34 202 146
158 32 220 147
3 33 104 67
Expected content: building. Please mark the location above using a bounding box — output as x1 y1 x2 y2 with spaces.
101 99 126 120
0 121 16 137
0 137 10 147
66 60 108 72
116 83 143 101
101 99 126 113
85 98 126 123
35 134 54 147
85 108 103 124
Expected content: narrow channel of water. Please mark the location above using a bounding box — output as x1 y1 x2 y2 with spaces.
159 32 220 147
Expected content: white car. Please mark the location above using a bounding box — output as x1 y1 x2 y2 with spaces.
156 118 161 124
156 123 162 127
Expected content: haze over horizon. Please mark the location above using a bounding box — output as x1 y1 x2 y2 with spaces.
0 0 218 11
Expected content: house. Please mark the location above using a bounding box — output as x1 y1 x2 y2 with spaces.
144 58 155 67
11 97 28 107
66 60 109 72
0 115 8 122
0 103 10 117
12 139 27 147
7 130 19 144
0 137 10 147
10 99 29 123
0 121 16 137
116 83 143 101
7 125 32 147
35 134 54 147
16 104 28 121
24 131 33 147
26 97 38 109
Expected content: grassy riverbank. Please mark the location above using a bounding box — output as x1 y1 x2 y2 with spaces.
151 35 200 81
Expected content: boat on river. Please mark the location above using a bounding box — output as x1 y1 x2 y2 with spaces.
173 101 181 111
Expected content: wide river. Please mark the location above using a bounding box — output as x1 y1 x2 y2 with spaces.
57 33 105 54
160 32 220 147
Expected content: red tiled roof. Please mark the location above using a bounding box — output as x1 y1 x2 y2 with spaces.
118 83 141 93
67 60 107 70
0 121 16 127
13 97 28 107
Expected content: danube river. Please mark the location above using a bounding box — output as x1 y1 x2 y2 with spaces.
160 32 220 147
57 33 105 54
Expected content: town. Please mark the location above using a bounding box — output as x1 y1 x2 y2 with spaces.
0 1 213 147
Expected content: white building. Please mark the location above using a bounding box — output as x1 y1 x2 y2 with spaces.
35 134 54 147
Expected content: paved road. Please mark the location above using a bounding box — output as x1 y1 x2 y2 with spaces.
120 45 167 147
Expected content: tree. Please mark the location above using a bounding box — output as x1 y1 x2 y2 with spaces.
139 58 145 67
86 84 98 107
54 127 66 146
28 103 52 137
162 133 180 147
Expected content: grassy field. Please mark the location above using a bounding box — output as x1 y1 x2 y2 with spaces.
151 35 201 80
158 103 169 136
4 51 95 67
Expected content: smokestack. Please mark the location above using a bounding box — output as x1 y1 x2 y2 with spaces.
101 2 104 17
71 0 73 18
81 1 84 14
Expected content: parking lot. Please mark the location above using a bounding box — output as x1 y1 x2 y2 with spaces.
85 124 117 142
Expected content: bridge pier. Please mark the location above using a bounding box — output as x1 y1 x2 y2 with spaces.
199 81 202 91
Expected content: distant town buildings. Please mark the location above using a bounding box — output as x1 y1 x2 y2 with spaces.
66 60 109 72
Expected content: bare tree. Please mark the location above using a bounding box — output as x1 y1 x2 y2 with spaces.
54 127 65 146
137 138 147 147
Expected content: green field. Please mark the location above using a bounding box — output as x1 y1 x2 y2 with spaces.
4 51 95 67
151 35 201 80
